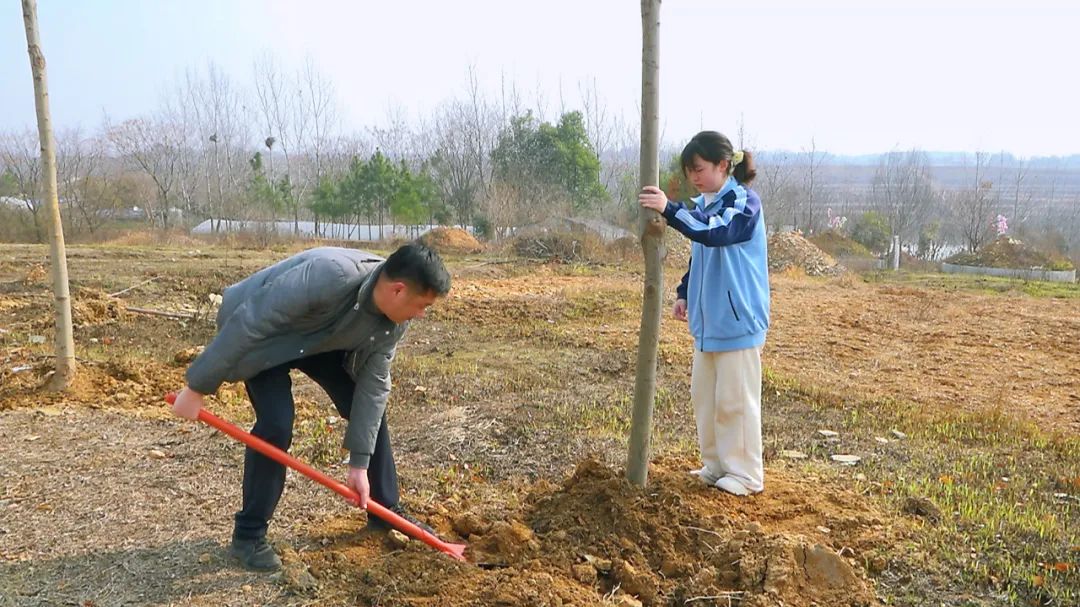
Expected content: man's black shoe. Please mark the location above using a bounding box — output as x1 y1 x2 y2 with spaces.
228 537 282 572
367 503 436 536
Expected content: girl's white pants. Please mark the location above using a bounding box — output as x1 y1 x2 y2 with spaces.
691 346 764 493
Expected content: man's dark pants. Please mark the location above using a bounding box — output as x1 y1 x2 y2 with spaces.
232 351 399 541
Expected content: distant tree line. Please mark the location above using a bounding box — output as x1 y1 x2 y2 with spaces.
2 57 1078 265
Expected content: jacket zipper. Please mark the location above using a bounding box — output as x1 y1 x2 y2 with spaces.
694 192 728 347
695 247 706 348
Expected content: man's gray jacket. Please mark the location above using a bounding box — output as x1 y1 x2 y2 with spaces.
186 247 408 468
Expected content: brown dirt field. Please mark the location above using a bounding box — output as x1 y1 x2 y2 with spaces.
437 265 1080 434
1 243 1076 606
766 274 1080 434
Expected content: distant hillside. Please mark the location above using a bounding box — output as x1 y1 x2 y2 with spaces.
750 150 1080 170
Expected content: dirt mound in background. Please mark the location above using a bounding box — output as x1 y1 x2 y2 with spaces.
511 232 595 261
104 230 206 248
769 232 845 276
810 230 874 259
312 458 881 607
420 227 483 254
947 236 1075 271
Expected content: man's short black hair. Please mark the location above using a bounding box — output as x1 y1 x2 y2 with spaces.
383 242 451 296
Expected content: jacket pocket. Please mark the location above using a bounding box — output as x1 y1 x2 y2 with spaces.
727 291 740 322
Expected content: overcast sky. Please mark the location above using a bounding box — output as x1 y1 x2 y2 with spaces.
2 0 1078 156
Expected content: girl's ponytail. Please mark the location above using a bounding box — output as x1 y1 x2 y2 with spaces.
733 150 757 185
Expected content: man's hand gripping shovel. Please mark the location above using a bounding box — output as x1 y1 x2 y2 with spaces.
165 393 467 562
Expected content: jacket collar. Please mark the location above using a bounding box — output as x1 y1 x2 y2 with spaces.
691 176 737 210
356 262 386 317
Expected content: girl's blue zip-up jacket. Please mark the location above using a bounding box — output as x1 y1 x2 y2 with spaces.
661 176 770 352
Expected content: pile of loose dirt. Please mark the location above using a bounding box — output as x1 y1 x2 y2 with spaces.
420 227 484 254
24 264 47 283
0 358 183 414
769 232 845 276
172 345 205 365
312 459 880 607
665 232 847 277
946 236 1074 271
70 287 126 327
25 287 126 330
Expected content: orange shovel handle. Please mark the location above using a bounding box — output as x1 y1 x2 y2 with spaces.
165 393 466 561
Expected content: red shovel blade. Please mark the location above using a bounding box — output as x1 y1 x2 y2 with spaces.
165 392 467 561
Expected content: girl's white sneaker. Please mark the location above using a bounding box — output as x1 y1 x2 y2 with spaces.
690 466 720 485
714 475 754 496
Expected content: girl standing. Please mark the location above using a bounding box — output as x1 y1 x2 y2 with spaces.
639 130 770 496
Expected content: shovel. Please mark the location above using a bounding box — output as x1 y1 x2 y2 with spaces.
164 393 467 561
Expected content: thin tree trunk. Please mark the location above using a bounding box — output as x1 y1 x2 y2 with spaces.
627 0 664 487
22 0 76 391
213 140 224 232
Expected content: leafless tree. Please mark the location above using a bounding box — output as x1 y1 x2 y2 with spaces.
253 53 312 234
735 112 758 151
1009 157 1034 226
107 115 183 229
428 100 482 226
176 62 252 230
953 151 997 252
56 127 108 235
871 148 937 242
579 78 613 184
466 66 502 202
497 68 523 137
755 150 797 232
801 137 828 233
330 134 372 172
595 112 641 227
369 103 412 162
0 129 44 240
299 58 339 182
164 94 203 222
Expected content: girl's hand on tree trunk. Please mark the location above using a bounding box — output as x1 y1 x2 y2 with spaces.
639 186 668 213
